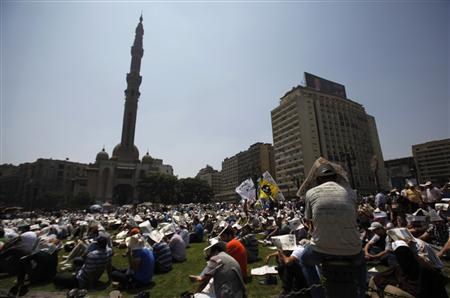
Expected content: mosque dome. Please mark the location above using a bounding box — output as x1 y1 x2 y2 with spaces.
96 148 109 162
112 143 140 162
142 151 152 164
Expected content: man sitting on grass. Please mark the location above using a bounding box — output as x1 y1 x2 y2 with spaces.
53 235 112 289
189 240 246 298
111 234 154 290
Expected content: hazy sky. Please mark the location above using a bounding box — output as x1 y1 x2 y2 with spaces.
1 1 449 178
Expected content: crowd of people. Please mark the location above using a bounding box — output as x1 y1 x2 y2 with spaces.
1 159 450 298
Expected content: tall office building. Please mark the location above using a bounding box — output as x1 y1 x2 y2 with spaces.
384 157 416 189
412 138 450 185
271 72 389 195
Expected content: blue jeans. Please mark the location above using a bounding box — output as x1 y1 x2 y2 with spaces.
299 245 367 298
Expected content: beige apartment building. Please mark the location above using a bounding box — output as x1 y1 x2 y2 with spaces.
196 165 222 195
412 138 450 186
271 72 389 195
215 142 276 201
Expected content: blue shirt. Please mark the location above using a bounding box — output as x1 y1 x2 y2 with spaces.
195 223 204 241
132 248 154 285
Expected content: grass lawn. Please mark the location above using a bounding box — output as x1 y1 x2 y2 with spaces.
0 241 282 298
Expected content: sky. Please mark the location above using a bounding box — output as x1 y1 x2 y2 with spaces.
1 0 449 178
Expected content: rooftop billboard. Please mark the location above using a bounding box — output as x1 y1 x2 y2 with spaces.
304 72 347 98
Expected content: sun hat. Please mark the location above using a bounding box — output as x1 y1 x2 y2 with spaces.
149 230 164 243
316 163 337 177
160 223 176 237
391 240 409 251
203 237 220 255
368 222 383 231
125 235 146 250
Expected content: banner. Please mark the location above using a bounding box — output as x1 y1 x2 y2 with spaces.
235 178 256 205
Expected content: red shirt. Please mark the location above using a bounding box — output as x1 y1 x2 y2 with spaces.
226 238 248 280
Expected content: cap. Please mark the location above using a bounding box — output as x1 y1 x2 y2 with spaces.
368 222 383 231
316 164 337 177
391 240 409 251
95 235 108 246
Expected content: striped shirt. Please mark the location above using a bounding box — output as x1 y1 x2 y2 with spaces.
240 234 259 263
153 241 173 273
76 247 112 288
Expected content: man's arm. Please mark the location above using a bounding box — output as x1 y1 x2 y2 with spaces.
364 241 373 259
189 274 213 293
437 238 450 257
264 252 278 264
277 250 297 266
128 250 141 272
105 261 112 282
265 227 279 240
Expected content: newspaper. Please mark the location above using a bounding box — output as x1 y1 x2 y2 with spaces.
297 157 351 197
271 234 297 251
387 228 414 242
251 265 278 276
436 203 449 211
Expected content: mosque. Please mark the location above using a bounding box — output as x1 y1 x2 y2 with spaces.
85 16 173 204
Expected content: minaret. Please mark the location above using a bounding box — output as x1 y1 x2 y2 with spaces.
113 15 144 162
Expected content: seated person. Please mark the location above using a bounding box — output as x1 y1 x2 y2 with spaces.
53 235 112 289
220 226 248 282
238 224 259 263
266 241 309 296
189 217 204 243
1 232 54 296
148 231 172 273
168 231 186 262
111 235 154 289
370 240 447 298
418 209 447 247
177 222 190 247
364 222 395 266
189 240 246 298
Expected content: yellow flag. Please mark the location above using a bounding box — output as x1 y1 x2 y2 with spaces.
259 171 280 201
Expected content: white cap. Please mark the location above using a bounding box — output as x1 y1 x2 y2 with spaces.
391 240 409 251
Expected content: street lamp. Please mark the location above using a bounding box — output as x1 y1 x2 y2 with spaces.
291 176 300 194
339 147 356 189
410 164 419 185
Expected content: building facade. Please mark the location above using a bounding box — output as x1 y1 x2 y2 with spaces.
0 159 88 208
271 72 389 195
412 138 450 186
196 165 222 195
384 157 416 190
85 16 173 204
216 142 276 201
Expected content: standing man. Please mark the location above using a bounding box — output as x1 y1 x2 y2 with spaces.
299 163 366 298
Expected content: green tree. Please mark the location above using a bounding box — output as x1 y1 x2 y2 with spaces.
71 191 95 208
177 178 213 204
138 173 178 204
39 191 65 210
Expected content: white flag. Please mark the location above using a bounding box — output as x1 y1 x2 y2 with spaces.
235 178 256 205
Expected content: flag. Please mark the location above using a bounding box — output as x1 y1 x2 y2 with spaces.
259 171 285 201
235 178 256 205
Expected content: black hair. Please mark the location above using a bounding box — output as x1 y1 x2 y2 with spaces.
394 246 420 280
210 241 227 255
